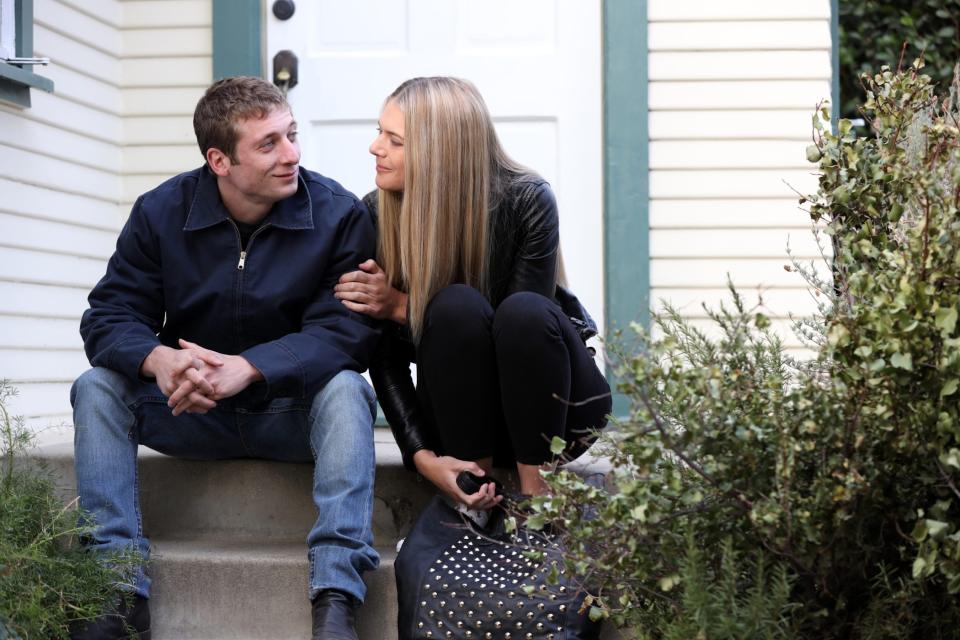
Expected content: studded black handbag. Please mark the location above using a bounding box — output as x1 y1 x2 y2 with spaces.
395 495 602 640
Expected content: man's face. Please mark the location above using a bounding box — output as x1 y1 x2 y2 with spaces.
216 107 301 215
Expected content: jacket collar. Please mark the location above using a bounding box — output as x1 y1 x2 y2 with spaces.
183 166 314 232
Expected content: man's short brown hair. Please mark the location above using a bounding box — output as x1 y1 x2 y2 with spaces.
193 76 289 163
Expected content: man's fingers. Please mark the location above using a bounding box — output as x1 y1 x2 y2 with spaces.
167 379 196 407
173 390 216 416
179 338 224 367
184 367 215 396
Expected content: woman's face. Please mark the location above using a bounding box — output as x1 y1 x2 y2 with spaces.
369 99 405 192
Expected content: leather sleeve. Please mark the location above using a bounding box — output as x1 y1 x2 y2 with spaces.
369 323 438 471
506 181 559 299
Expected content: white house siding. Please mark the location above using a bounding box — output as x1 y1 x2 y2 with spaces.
647 0 833 354
0 0 210 441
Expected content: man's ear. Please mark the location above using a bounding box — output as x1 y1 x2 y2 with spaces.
206 147 232 177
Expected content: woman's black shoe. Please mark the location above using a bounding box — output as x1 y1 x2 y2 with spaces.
69 593 150 640
311 589 359 640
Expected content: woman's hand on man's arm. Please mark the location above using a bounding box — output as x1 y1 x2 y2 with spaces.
335 259 408 324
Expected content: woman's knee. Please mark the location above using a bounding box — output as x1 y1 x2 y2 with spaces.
493 291 561 347
422 284 492 339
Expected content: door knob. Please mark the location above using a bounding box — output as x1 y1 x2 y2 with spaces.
272 0 295 20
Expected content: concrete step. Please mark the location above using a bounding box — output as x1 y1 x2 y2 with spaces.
31 429 436 547
147 539 397 640
25 429 619 639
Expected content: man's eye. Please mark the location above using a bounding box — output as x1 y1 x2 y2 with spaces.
289 132 298 141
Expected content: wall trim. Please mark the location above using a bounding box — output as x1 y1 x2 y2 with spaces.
212 0 262 79
831 0 840 131
603 0 649 416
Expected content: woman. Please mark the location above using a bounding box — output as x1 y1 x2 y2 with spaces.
334 76 610 510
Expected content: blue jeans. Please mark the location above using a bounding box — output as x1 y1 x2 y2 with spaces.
71 367 379 602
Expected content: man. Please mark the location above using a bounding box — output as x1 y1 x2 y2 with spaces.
70 76 379 640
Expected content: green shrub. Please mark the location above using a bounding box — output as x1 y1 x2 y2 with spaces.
840 0 960 120
0 381 136 639
534 61 960 638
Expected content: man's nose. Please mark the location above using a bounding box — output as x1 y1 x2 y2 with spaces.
281 137 300 164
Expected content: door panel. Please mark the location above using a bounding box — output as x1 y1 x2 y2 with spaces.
267 0 604 333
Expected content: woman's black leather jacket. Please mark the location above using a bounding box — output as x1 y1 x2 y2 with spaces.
366 170 585 470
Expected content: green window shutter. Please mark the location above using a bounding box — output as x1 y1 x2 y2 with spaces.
604 0 649 417
0 0 54 109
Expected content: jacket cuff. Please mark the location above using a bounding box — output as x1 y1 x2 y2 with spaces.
111 335 162 382
241 341 302 401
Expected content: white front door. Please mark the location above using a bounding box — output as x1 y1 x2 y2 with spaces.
266 0 604 331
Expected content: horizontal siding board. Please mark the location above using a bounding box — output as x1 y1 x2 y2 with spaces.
121 57 212 88
651 258 829 288
35 0 121 55
0 316 84 349
4 382 74 420
649 51 831 81
650 140 813 170
649 20 830 50
650 169 819 199
0 349 89 382
649 0 831 21
650 110 815 140
651 287 824 318
0 213 119 260
0 145 120 202
650 228 822 259
58 0 122 27
122 27 212 57
121 0 212 28
123 144 204 175
0 282 91 319
39 63 121 114
122 86 207 116
123 115 198 145
0 111 121 174
649 80 831 110
649 199 813 229
24 91 123 142
0 247 107 288
0 178 124 229
123 174 174 202
34 23 120 84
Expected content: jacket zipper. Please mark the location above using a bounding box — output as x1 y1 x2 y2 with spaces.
229 221 269 353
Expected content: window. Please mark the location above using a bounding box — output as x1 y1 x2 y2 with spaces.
0 0 53 109
0 0 15 60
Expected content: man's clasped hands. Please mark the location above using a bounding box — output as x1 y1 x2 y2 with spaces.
140 339 263 416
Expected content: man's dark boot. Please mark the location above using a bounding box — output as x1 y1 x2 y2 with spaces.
311 589 359 640
70 593 151 639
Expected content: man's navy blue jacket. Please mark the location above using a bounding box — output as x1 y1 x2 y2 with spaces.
80 165 380 404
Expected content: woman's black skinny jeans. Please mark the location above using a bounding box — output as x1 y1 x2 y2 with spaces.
416 284 611 465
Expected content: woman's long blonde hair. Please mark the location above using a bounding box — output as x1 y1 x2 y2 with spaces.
377 76 525 341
